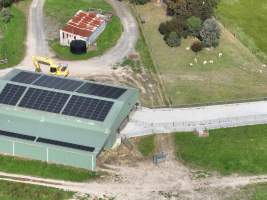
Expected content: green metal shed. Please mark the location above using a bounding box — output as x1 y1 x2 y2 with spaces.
0 69 139 170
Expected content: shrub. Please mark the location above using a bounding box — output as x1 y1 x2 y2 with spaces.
186 16 202 37
165 32 181 47
0 7 12 23
191 41 203 52
158 22 169 35
0 0 13 8
200 18 221 47
130 0 150 5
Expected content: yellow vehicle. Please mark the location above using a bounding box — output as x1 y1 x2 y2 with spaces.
32 56 69 77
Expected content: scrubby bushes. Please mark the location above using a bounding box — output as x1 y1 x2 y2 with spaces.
0 0 13 8
1 8 13 23
130 0 150 5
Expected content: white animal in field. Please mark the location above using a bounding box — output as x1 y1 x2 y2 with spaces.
262 64 266 68
218 52 223 57
209 60 214 64
203 60 207 65
189 63 193 66
194 58 198 63
186 47 190 50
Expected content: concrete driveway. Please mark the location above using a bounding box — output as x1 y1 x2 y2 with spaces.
122 101 267 137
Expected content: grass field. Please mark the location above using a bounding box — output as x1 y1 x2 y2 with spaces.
174 125 267 175
217 0 267 62
0 154 97 182
0 180 73 200
135 3 267 106
45 0 123 60
0 0 30 68
137 135 155 157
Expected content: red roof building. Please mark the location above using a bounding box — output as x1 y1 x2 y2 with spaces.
60 10 106 46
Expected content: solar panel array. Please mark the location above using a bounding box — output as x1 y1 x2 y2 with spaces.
77 82 126 99
62 95 113 121
0 71 127 121
37 137 95 152
0 84 26 105
11 71 41 84
19 88 70 113
10 71 127 99
33 75 83 91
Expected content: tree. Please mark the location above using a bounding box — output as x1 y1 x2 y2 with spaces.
0 0 13 8
200 18 220 47
186 16 202 36
165 0 220 20
165 32 181 47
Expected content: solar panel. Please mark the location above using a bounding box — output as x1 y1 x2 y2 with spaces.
19 88 70 114
0 130 36 141
0 84 26 106
37 137 95 152
33 75 84 91
11 71 41 84
62 95 113 121
77 82 126 99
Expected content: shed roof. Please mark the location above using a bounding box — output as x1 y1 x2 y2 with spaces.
0 69 138 154
62 10 105 37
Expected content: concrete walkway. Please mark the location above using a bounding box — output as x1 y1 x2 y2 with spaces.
122 101 267 137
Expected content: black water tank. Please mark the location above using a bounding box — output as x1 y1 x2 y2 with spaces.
70 40 87 54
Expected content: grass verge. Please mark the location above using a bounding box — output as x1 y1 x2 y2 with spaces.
137 134 155 157
0 154 98 182
0 0 30 68
0 180 73 200
45 0 123 60
174 125 267 175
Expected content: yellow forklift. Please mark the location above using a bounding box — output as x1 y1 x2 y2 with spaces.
32 56 69 77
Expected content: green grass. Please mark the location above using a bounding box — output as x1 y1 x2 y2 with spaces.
135 3 267 106
0 0 29 68
50 16 123 60
174 125 267 175
0 154 97 182
45 0 123 60
45 0 112 26
0 180 73 200
135 30 155 72
230 183 267 200
137 135 155 157
217 0 267 62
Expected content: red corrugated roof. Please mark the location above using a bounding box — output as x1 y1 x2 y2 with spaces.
62 11 105 38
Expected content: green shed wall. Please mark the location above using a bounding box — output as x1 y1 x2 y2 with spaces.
0 136 96 170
